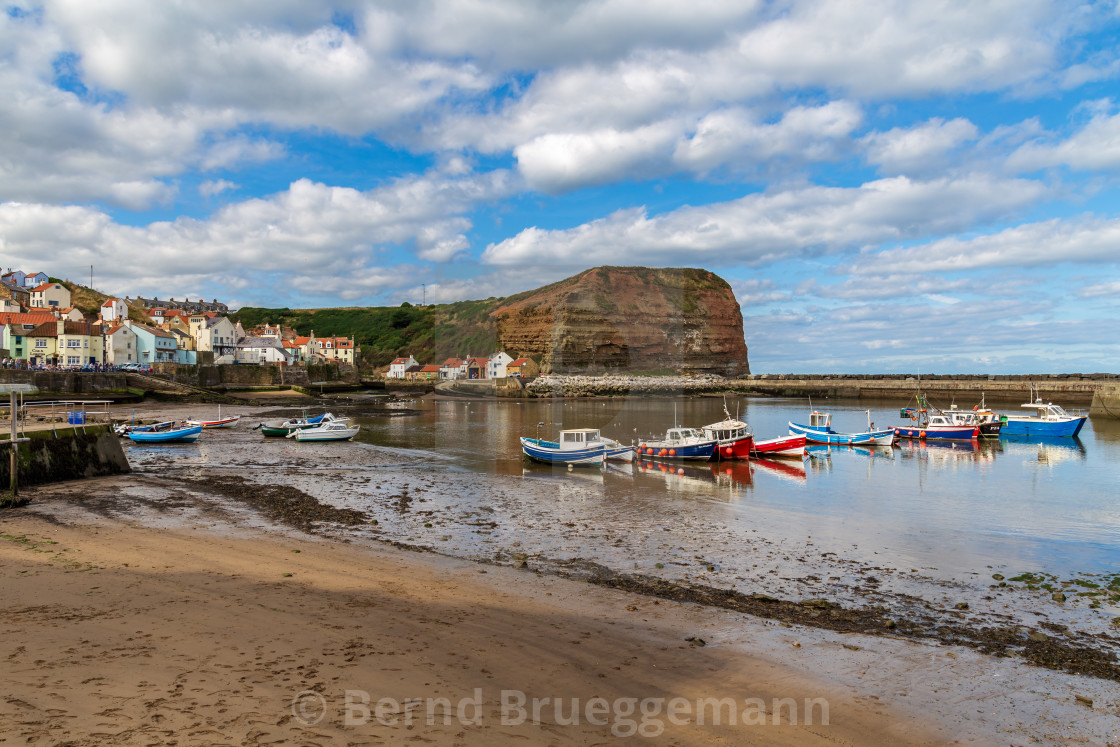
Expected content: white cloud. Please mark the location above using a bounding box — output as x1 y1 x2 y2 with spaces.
1078 280 1120 298
199 179 238 198
852 216 1120 274
483 174 1047 266
0 169 516 300
1007 103 1120 172
861 117 979 174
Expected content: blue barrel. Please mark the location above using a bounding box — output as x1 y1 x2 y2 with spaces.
68 412 85 425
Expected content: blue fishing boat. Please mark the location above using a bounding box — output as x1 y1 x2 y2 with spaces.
127 422 203 443
637 427 717 461
896 395 978 441
520 428 633 466
1001 396 1087 438
789 410 895 446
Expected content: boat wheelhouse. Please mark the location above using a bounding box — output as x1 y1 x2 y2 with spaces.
701 416 753 460
788 410 895 446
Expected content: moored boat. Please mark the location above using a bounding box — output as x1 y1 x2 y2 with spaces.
257 412 337 437
896 397 978 441
187 414 241 429
637 427 717 461
127 422 203 443
751 434 807 458
701 411 753 460
789 410 895 446
943 396 1002 437
520 428 622 466
288 420 360 442
1000 393 1087 438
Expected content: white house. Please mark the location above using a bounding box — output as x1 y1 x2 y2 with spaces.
0 299 20 313
387 355 418 378
194 316 239 358
235 336 295 365
104 324 139 365
439 358 463 380
101 298 128 323
487 351 514 379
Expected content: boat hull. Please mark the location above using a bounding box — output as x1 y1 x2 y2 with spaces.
636 440 716 460
291 428 359 442
789 422 895 446
128 425 203 443
751 434 807 458
710 436 752 460
190 415 240 429
893 424 978 441
1000 417 1086 438
520 437 605 465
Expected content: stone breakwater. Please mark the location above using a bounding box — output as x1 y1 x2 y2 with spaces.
521 373 1119 413
526 374 728 397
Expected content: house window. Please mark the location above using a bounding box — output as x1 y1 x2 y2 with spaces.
67 356 80 366
67 339 81 348
34 338 47 348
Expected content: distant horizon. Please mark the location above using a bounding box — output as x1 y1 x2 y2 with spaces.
4 3 1118 373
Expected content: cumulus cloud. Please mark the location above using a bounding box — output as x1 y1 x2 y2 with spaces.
851 216 1120 274
861 117 980 174
0 169 516 301
482 175 1047 266
1007 103 1120 172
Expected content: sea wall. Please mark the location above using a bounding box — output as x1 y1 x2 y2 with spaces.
149 363 357 389
0 370 129 394
1090 384 1120 418
0 426 130 489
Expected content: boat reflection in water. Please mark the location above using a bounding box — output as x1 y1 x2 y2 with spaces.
634 459 753 498
749 456 807 483
999 435 1086 465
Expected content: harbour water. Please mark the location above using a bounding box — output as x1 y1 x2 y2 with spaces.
125 395 1119 604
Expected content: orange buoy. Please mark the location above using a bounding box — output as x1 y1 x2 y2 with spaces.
724 446 733 457
920 431 926 439
669 449 676 457
677 468 684 475
646 447 654 455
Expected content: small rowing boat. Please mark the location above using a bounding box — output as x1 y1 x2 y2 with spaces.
127 422 203 443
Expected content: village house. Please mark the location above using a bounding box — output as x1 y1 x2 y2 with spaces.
413 364 441 381
23 322 58 364
125 321 178 364
1 312 57 361
463 357 488 380
137 296 229 314
103 324 139 365
101 298 128 323
193 316 239 361
487 351 514 379
313 336 355 365
505 357 540 378
29 282 71 310
0 299 21 313
1 270 49 289
387 355 418 378
438 358 463 380
56 320 103 367
58 307 85 322
0 278 31 309
235 336 294 365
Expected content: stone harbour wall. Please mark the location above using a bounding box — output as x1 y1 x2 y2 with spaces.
1 426 130 489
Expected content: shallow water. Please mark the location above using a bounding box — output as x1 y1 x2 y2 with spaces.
344 396 1120 578
122 395 1120 637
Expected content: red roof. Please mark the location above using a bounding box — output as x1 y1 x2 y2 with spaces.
467 357 488 367
420 365 441 373
0 312 55 326
30 282 61 293
391 357 414 365
441 358 463 367
509 357 531 366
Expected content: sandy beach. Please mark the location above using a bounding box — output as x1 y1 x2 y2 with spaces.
2 502 938 746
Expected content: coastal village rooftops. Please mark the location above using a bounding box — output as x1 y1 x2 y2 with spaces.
130 322 175 339
509 357 531 366
391 357 413 365
0 312 56 327
441 358 463 367
30 281 64 293
236 336 283 348
419 365 441 373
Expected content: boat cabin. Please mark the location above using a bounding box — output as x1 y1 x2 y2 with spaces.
1021 402 1074 421
926 414 954 427
559 428 602 451
665 428 702 442
702 420 750 443
808 411 831 430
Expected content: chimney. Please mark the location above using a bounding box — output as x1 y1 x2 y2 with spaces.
57 319 65 335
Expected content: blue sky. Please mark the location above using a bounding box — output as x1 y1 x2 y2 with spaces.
2 1 1119 373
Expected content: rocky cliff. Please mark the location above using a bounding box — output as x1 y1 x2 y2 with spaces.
480 267 749 375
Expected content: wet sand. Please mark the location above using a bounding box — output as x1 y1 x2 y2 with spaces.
3 506 933 745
